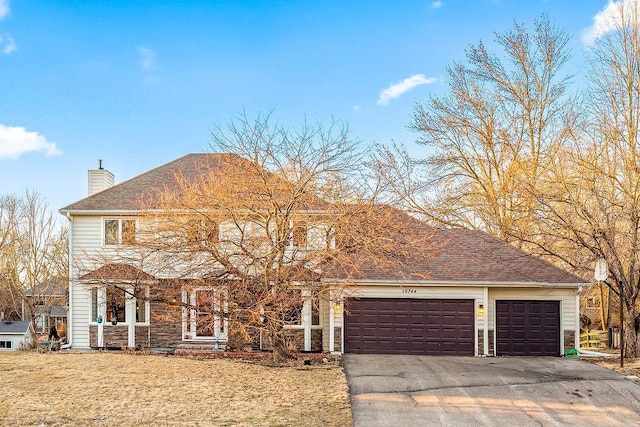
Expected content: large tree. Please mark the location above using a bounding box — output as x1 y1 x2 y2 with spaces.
375 16 575 246
0 191 68 325
524 0 640 359
91 112 413 361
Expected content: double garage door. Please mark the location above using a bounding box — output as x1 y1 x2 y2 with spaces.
344 298 475 356
344 298 561 356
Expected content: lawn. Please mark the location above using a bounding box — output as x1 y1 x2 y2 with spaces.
590 356 640 383
0 351 353 427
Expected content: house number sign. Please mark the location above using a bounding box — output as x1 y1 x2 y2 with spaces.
402 288 417 294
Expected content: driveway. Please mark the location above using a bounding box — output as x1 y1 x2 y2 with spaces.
343 355 640 426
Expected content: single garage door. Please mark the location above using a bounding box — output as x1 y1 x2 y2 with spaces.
344 298 475 355
495 300 560 356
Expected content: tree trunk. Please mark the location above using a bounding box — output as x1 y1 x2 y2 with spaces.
624 304 639 359
271 330 294 363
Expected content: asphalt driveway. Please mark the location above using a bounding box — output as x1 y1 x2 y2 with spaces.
343 355 640 426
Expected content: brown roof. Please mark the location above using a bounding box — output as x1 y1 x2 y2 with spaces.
324 209 585 285
61 153 237 211
61 153 328 212
79 264 156 282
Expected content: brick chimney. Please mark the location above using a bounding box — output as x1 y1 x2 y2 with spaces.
88 160 114 196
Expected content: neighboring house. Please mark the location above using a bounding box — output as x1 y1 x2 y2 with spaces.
23 277 68 335
60 153 588 356
0 321 35 350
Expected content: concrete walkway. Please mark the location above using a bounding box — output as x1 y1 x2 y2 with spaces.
343 355 640 426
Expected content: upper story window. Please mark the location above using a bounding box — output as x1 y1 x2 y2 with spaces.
291 221 308 248
186 218 219 247
104 218 136 246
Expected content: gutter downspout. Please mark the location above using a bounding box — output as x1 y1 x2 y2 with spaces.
64 211 73 349
576 286 582 353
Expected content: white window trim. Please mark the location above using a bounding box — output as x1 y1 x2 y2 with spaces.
102 217 138 247
182 287 228 341
89 285 150 326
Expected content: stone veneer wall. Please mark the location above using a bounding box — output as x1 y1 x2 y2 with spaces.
564 330 575 351
90 325 128 347
488 330 495 356
89 325 150 348
148 292 183 348
333 327 342 352
135 326 149 348
477 329 484 355
104 325 128 347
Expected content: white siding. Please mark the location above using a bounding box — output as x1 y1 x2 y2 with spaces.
88 169 114 195
69 215 103 349
0 333 33 350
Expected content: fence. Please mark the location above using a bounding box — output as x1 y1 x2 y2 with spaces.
580 329 606 349
579 328 620 349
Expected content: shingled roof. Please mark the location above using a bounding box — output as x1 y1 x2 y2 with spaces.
61 153 241 212
0 321 32 334
61 153 328 212
323 209 585 285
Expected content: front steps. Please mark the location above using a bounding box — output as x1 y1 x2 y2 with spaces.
174 343 226 356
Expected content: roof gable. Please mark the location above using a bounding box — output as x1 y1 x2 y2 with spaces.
60 153 327 212
0 321 32 334
61 154 238 212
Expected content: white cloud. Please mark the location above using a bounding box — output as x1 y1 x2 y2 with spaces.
432 0 442 9
0 0 9 20
581 0 638 44
0 124 61 159
137 46 157 70
352 105 362 112
377 74 437 106
1 36 16 54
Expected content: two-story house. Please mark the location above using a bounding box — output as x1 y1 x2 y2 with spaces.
61 153 587 356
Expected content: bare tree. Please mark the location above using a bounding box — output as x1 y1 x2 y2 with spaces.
0 191 68 327
0 194 23 320
375 16 576 246
522 1 640 360
80 113 414 361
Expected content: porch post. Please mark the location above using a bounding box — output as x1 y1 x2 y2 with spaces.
127 294 135 348
329 294 335 353
483 287 489 356
97 320 104 347
303 299 311 351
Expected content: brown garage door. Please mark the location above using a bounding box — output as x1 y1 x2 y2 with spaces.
344 298 475 355
495 300 560 356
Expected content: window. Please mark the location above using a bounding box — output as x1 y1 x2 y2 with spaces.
311 295 320 326
107 287 126 323
186 218 219 247
283 289 303 325
291 221 308 247
183 288 227 340
135 287 148 323
586 296 600 309
104 219 136 246
90 286 148 324
91 287 99 322
0 341 12 349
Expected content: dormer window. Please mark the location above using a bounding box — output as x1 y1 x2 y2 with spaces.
104 218 136 246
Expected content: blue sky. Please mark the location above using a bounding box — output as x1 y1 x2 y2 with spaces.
0 1 617 212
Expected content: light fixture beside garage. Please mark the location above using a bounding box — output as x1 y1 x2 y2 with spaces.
333 302 342 314
477 304 485 316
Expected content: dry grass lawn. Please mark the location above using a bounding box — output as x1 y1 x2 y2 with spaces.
0 351 352 427
590 356 640 384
